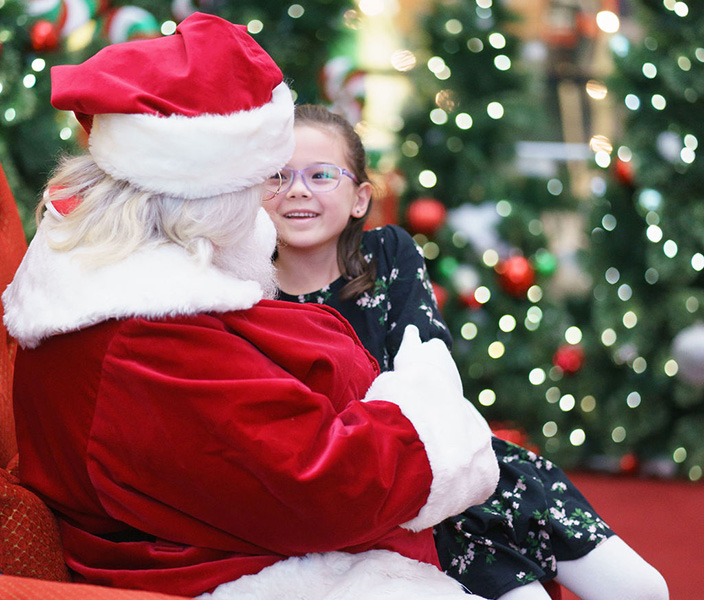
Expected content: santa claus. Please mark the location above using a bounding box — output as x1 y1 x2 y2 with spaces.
3 13 498 600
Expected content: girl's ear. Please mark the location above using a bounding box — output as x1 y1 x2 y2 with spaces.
351 181 372 218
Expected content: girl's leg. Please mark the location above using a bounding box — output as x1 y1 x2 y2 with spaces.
497 581 554 600
554 536 669 600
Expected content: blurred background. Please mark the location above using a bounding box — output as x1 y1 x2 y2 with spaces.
2 0 704 483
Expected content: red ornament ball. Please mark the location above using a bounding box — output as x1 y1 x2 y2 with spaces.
431 281 448 312
31 20 60 52
620 453 639 474
553 344 584 375
490 421 529 447
405 197 447 236
614 158 635 186
495 256 534 297
490 421 540 454
458 289 482 310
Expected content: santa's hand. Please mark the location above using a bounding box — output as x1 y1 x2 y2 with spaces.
393 325 462 394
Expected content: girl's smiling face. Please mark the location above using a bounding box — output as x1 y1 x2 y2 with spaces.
264 125 370 257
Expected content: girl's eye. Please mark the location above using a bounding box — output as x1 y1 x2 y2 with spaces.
311 167 337 180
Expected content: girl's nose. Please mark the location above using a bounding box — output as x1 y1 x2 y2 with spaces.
287 172 310 197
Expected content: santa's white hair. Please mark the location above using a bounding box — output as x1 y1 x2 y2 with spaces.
38 154 277 298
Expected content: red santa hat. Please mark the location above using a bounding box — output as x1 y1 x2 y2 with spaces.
51 12 294 199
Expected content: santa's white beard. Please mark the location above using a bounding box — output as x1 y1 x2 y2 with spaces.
213 207 278 299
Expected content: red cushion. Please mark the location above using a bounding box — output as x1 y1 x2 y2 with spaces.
0 574 192 599
0 468 70 581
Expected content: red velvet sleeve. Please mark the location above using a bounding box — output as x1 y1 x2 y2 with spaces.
87 310 433 556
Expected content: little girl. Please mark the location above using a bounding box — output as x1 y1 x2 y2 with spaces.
264 104 669 600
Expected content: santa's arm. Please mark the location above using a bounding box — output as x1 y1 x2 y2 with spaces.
87 317 435 555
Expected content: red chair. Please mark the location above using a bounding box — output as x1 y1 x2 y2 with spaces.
0 574 190 600
0 160 25 471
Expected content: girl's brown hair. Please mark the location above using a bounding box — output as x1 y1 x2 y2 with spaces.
294 104 376 300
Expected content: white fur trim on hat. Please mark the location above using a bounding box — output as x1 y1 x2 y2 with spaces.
88 82 294 199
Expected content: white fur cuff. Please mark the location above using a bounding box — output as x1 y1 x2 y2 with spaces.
364 369 498 531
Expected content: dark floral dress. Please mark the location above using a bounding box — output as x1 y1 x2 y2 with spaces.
277 224 614 599
277 224 451 372
433 441 613 598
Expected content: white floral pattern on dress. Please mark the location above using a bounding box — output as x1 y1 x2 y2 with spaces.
435 441 611 595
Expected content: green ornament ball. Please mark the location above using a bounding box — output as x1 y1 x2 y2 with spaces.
533 249 557 276
438 255 459 279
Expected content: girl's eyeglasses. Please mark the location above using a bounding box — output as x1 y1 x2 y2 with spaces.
264 164 358 199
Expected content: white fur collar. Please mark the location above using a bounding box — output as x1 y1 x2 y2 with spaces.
2 227 264 349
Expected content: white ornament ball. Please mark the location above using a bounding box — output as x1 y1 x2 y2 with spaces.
172 0 198 21
656 131 682 163
672 323 704 386
451 264 480 295
61 0 93 36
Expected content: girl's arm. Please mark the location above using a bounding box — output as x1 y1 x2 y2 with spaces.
375 225 453 359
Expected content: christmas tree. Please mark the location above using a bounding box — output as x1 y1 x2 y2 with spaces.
0 0 354 236
576 0 704 480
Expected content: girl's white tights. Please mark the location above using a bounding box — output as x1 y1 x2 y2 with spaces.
498 536 669 600
497 580 553 600
555 536 669 600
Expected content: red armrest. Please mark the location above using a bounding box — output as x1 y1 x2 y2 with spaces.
0 468 70 582
0 574 192 599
